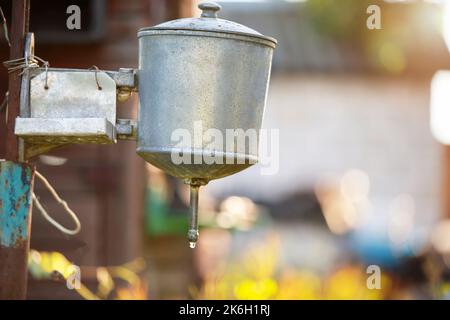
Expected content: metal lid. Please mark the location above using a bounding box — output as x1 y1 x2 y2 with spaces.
138 2 277 47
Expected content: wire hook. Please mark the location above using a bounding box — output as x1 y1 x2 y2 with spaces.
89 65 102 91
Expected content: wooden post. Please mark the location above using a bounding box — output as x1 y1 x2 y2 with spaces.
5 0 29 161
0 0 33 300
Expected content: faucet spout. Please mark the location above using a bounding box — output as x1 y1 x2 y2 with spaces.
187 184 200 248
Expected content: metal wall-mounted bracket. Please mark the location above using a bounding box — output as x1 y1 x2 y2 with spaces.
109 68 137 102
14 38 138 159
16 68 117 149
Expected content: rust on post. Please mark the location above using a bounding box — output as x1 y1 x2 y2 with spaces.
0 161 35 299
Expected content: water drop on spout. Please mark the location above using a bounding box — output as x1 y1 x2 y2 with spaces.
187 184 200 249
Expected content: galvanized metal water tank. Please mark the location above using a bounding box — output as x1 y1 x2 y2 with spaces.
137 2 277 184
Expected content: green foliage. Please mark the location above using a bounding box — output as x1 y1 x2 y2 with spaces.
304 0 374 41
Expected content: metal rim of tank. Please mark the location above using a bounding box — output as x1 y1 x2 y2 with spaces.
137 29 277 49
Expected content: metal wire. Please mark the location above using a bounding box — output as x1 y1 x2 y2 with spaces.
0 91 7 113
0 6 10 47
32 170 81 235
3 54 49 74
89 65 103 90
3 54 50 90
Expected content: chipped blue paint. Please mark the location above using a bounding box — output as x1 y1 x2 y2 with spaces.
0 161 33 247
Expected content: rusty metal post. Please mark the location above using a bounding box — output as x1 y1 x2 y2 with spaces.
0 0 32 300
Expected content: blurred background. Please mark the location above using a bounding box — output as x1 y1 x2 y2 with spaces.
2 0 450 299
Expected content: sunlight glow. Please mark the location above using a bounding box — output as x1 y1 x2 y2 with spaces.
430 70 450 145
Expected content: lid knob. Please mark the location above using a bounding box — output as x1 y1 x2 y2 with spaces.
199 2 221 18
